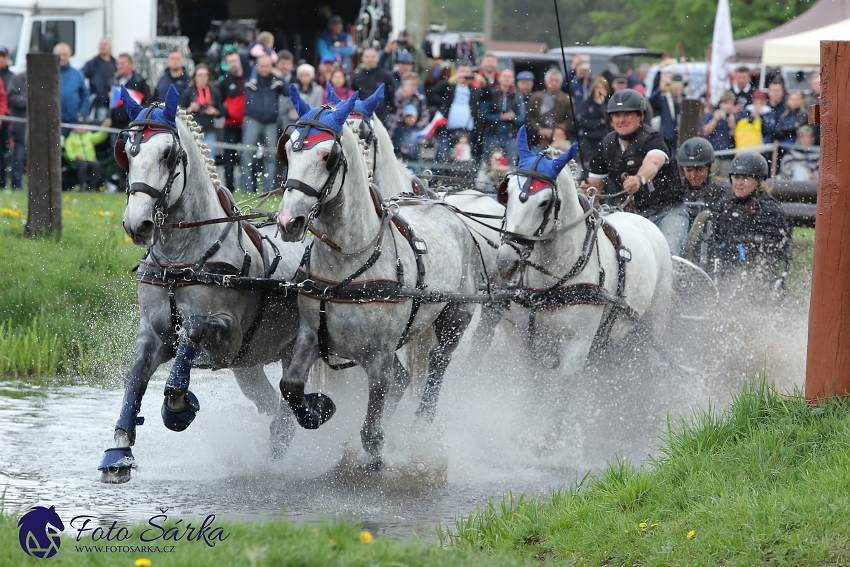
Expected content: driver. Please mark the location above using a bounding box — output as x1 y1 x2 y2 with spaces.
678 137 727 208
710 152 790 285
581 88 688 256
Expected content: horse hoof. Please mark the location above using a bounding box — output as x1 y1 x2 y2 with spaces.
98 447 135 484
294 393 336 430
161 390 200 432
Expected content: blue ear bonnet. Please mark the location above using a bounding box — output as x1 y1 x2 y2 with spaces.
120 84 178 127
324 82 384 119
516 125 577 181
289 84 358 150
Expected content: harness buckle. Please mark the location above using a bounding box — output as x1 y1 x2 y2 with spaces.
154 210 166 227
412 237 428 254
222 275 234 287
618 246 632 262
182 267 195 281
300 279 315 294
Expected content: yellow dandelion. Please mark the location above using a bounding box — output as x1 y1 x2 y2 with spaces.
329 539 337 545
624 529 629 533
687 530 695 540
63 195 70 202
135 559 152 567
359 531 373 544
97 210 106 216
639 522 647 529
651 523 658 528
125 236 132 242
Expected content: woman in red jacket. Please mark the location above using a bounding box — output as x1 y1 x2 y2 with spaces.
178 64 224 158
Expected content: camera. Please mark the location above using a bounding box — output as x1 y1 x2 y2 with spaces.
719 111 727 118
396 38 409 48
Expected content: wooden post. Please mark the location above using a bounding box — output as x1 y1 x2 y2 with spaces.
25 53 62 237
805 40 850 402
678 98 701 147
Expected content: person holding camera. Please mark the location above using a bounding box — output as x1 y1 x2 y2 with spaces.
179 64 224 159
702 91 738 177
648 72 682 148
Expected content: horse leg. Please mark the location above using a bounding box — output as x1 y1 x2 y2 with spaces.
99 328 171 483
467 301 507 359
278 326 335 431
359 353 396 471
416 304 473 422
232 365 279 416
383 353 412 418
161 315 237 432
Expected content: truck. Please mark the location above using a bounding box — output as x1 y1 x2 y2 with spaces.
0 0 156 73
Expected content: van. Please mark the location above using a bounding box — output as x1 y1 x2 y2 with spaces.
548 46 664 81
0 0 156 73
491 51 566 90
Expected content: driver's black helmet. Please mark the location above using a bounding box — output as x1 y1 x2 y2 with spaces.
677 137 715 167
729 152 769 179
607 89 647 114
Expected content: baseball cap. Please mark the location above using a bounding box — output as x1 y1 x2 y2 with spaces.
402 104 418 117
577 55 591 70
328 15 343 24
752 90 767 103
74 114 88 125
613 77 628 86
396 51 413 64
516 71 534 81
320 55 335 65
0 46 8 56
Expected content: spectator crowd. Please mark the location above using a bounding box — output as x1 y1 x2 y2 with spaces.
0 16 821 195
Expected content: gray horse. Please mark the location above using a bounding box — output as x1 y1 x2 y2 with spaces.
275 87 484 471
99 85 306 483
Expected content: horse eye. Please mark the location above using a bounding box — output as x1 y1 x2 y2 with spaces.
321 153 329 162
539 199 551 208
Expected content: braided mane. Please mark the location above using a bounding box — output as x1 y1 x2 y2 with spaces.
176 108 221 188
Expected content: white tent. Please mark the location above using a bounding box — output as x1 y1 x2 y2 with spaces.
762 17 850 65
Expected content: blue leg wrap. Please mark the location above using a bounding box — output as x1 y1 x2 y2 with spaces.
115 393 145 445
162 343 200 432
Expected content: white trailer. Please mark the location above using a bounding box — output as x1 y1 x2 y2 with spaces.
0 0 156 73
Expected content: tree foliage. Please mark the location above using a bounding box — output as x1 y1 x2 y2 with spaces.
426 0 815 58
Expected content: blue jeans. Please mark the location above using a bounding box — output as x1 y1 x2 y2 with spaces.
240 117 278 193
11 140 25 190
643 205 689 257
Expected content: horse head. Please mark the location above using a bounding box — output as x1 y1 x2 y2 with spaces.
496 125 578 279
276 84 358 241
119 84 193 247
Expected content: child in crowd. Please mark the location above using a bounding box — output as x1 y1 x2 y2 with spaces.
62 115 109 191
451 132 472 162
549 124 572 152
391 104 422 171
780 125 820 181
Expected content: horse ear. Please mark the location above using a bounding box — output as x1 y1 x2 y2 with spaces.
163 84 180 125
325 82 342 106
551 142 578 174
290 83 312 118
119 85 143 121
329 92 359 132
360 84 384 118
517 125 534 163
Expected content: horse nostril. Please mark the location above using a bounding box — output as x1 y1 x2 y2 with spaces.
138 220 154 236
287 217 305 234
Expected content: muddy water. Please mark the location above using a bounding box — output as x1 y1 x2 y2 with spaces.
0 298 807 540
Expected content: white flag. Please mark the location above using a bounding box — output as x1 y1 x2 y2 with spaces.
710 0 735 106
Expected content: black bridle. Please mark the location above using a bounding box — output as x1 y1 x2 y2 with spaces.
280 107 348 226
117 104 188 230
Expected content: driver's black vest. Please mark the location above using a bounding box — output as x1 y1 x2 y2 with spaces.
600 123 684 212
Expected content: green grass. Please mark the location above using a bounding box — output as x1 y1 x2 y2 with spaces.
446 379 850 566
0 189 141 380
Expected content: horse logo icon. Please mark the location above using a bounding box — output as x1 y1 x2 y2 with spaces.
17 505 65 558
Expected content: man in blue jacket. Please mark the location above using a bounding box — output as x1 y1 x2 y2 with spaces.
241 55 283 193
54 43 90 126
317 15 355 77
81 38 116 121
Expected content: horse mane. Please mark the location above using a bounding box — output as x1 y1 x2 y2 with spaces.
175 108 221 189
